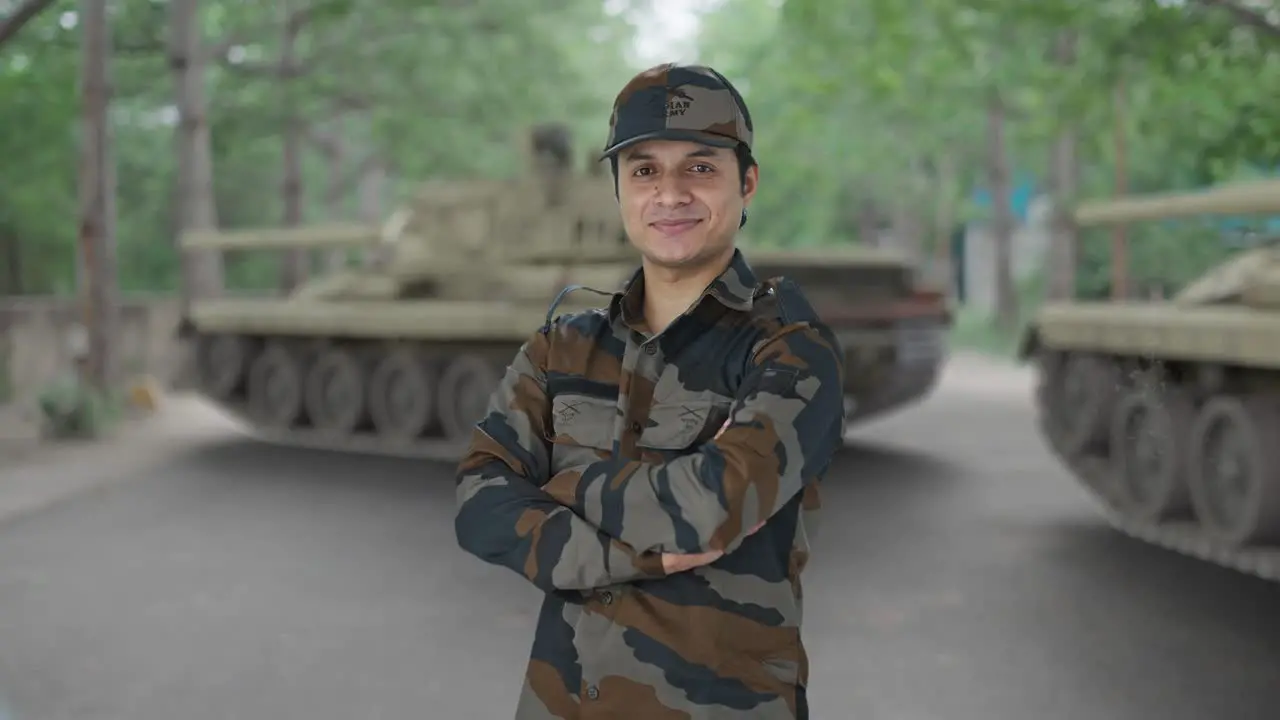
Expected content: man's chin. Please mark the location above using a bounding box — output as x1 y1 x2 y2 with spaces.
640 233 708 266
642 247 704 268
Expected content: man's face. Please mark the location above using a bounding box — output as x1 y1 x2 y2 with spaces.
616 139 758 270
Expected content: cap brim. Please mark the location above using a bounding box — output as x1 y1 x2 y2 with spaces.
599 129 739 161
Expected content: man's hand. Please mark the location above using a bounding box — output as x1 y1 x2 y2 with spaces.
658 519 766 573
662 549 724 573
715 417 731 439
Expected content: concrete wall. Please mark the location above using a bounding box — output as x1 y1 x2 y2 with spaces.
0 295 183 405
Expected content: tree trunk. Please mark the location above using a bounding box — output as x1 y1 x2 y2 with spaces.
168 0 223 313
278 0 308 292
0 0 59 49
931 152 957 296
1111 74 1129 300
889 204 923 263
322 125 348 271
359 160 388 269
1046 30 1080 301
985 90 1017 332
856 195 880 247
1047 126 1079 300
77 0 120 391
0 231 21 295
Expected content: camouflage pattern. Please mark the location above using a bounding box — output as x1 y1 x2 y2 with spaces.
455 250 845 719
601 63 754 160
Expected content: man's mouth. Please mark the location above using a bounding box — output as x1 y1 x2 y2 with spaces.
649 219 702 236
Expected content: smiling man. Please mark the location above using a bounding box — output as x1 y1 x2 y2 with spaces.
454 63 846 719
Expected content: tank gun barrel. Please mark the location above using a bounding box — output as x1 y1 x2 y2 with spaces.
1074 179 1280 226
180 222 383 252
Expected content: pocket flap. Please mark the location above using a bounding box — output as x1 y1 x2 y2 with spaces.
640 399 730 450
549 394 617 449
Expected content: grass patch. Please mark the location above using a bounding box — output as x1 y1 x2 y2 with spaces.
950 308 1026 359
949 272 1045 361
36 376 126 439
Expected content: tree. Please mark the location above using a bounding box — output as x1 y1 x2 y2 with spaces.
696 0 1280 323
77 0 120 390
0 0 641 297
0 0 59 49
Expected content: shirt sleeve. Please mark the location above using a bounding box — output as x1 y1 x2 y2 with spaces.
570 321 845 556
453 326 668 591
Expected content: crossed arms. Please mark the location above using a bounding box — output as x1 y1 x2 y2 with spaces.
453 320 844 594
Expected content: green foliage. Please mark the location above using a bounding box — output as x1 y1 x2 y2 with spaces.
36 375 123 439
696 0 1280 285
949 272 1045 359
1074 221 1245 299
1 0 642 295
6 0 1280 307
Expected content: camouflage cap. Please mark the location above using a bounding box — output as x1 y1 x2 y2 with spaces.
600 63 753 161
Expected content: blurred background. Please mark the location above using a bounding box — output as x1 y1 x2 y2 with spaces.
3 2 1280 718
5 0 1278 347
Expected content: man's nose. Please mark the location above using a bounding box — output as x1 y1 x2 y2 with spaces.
653 172 692 207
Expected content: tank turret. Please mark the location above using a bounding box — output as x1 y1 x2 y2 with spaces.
176 125 640 454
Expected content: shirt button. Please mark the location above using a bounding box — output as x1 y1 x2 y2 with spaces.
645 343 657 355
586 685 600 700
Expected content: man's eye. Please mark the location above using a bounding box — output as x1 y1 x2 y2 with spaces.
632 167 653 177
691 164 713 173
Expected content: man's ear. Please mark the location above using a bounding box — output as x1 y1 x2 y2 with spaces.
739 163 758 229
741 163 759 206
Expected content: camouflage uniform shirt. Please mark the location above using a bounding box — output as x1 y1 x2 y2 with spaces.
454 249 846 719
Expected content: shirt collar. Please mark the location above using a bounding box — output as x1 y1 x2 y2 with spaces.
611 248 761 327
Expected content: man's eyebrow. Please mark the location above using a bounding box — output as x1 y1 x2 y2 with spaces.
622 145 721 162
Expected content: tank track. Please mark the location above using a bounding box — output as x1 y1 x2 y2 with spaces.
1032 349 1280 583
184 332 522 464
1062 454 1280 581
189 326 950 465
216 402 472 462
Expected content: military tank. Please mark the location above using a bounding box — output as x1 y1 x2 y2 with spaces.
1017 177 1280 581
743 245 951 425
175 124 952 460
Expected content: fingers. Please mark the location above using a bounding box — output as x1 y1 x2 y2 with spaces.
661 549 724 574
661 521 768 572
714 418 730 439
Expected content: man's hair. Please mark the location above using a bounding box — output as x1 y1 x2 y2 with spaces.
608 143 756 197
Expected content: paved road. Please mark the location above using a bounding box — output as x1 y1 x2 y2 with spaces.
1 355 1278 720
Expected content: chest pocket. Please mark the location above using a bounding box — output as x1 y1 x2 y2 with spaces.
548 394 617 473
639 395 734 451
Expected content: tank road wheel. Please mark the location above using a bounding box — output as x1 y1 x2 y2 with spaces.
1106 388 1194 522
247 343 308 429
1039 353 1119 458
367 348 437 440
303 346 369 435
437 354 502 442
1187 396 1280 546
197 334 250 399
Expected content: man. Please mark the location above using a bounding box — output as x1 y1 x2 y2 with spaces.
454 62 845 719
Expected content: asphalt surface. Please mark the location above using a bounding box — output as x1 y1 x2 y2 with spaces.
1 355 1279 720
